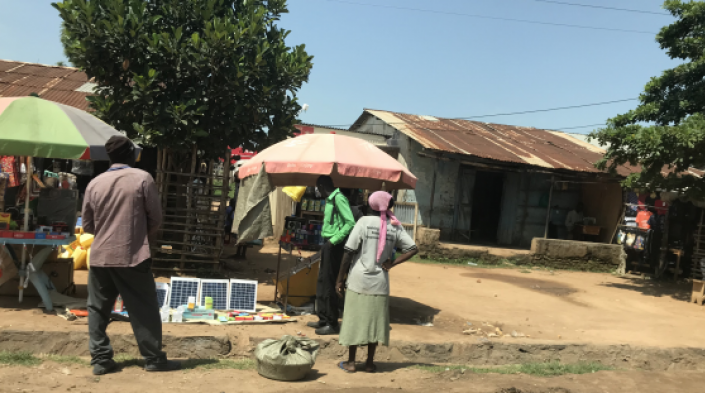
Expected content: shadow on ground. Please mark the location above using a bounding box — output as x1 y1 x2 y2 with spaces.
389 296 440 326
600 276 691 302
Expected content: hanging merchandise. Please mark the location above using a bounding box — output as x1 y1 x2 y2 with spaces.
636 210 653 229
634 235 645 251
626 233 636 248
71 160 94 176
626 191 638 216
617 231 626 245
0 156 20 187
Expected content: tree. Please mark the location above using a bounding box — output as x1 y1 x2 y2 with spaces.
591 0 705 198
54 0 313 158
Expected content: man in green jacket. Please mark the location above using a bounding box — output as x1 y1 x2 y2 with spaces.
308 175 356 335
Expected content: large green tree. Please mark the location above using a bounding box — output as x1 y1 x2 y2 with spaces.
55 0 313 157
591 0 705 197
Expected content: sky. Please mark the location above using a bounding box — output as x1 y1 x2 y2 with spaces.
0 0 679 134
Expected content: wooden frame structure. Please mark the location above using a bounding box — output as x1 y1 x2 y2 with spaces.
153 146 231 274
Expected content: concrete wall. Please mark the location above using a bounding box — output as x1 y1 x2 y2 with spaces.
530 238 626 272
393 132 459 237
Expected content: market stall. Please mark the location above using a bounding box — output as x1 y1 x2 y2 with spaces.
0 96 140 311
233 133 417 312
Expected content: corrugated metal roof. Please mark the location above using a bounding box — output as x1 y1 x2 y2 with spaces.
355 109 635 176
0 60 91 110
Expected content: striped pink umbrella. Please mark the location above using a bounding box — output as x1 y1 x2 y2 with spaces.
238 134 416 190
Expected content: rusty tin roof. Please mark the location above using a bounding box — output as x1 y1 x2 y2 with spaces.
0 60 91 110
355 109 636 177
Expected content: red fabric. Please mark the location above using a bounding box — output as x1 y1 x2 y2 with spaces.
636 210 653 229
0 156 19 187
637 194 648 211
654 200 668 215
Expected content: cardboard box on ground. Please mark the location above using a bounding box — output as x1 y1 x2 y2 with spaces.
0 245 74 297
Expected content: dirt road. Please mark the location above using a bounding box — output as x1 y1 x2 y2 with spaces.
1 359 704 393
1 242 704 350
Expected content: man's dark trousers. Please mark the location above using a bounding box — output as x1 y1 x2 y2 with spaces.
87 259 166 366
316 240 346 328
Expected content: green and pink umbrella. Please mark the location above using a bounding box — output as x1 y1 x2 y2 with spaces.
0 96 140 160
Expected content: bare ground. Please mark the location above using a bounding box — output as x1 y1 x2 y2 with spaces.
1 359 705 393
1 242 705 365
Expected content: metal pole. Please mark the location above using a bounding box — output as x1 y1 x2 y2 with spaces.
18 156 32 303
429 158 438 228
283 249 292 315
273 245 282 303
543 176 554 239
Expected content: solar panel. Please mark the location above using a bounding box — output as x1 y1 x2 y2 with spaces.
228 279 258 312
169 277 200 309
199 279 230 310
155 282 170 308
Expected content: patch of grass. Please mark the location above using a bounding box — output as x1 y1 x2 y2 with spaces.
411 256 518 269
183 358 255 370
0 351 42 367
41 354 89 366
414 361 613 377
114 354 143 368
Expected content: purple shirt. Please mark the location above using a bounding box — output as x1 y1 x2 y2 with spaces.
82 164 162 267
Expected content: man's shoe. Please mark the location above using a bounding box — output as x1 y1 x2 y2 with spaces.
307 321 325 328
315 325 340 335
93 360 117 376
144 360 181 372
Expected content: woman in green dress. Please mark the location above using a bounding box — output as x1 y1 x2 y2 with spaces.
335 191 418 373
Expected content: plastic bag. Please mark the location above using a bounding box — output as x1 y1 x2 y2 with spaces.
71 160 94 176
255 335 320 381
282 186 307 203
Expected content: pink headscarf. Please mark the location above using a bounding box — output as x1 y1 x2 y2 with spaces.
368 191 401 264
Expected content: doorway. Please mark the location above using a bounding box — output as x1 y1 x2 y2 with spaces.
470 171 505 243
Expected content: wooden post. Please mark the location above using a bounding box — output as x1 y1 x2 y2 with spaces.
657 209 670 278
413 203 419 242
215 148 231 265
18 156 32 303
543 176 554 239
180 145 198 269
429 158 438 228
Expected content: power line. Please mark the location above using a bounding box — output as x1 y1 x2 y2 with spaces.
533 1 671 16
454 98 636 121
320 0 658 35
549 123 604 131
319 98 637 128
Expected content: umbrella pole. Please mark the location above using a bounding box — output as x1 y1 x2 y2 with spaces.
18 156 32 303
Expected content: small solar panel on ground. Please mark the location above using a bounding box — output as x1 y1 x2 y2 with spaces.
169 278 200 309
229 279 258 312
199 279 229 310
155 282 170 308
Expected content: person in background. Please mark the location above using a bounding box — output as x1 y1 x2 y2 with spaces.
82 136 180 375
565 202 584 240
224 198 235 245
307 175 355 335
336 191 418 373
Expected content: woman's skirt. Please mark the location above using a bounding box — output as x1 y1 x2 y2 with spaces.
338 290 390 347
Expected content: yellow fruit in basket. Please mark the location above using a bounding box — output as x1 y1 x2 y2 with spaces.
79 234 94 249
73 247 87 270
86 248 91 269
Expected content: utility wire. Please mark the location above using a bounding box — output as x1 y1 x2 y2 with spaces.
320 0 658 35
453 98 636 120
318 98 636 128
533 1 670 16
